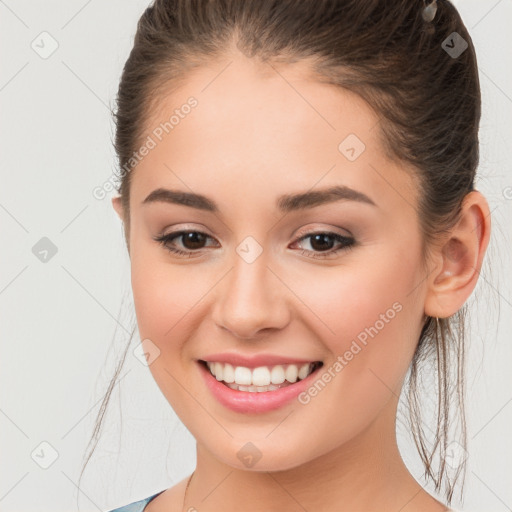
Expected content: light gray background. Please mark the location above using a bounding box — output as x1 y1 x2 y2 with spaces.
0 1 510 511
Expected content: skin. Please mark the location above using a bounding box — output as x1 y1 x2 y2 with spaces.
112 51 490 512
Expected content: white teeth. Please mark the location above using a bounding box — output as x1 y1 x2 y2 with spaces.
285 364 298 383
234 366 252 385
213 362 224 382
252 366 270 387
222 363 235 383
206 361 317 387
298 363 311 380
226 383 282 392
270 365 286 384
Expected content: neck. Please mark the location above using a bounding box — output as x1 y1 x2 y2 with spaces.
184 397 446 512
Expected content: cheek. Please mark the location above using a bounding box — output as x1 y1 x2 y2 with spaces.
129 246 207 412
130 243 199 343
280 250 423 443
290 245 423 388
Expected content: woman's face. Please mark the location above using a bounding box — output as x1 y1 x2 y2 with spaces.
115 54 431 471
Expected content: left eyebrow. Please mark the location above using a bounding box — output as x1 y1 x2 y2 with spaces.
141 185 377 212
276 185 377 212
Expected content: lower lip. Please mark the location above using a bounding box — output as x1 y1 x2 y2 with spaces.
197 360 323 414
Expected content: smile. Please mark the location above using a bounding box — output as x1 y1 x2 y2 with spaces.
197 360 324 413
203 360 322 392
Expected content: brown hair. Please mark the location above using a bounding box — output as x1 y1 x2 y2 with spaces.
80 0 481 504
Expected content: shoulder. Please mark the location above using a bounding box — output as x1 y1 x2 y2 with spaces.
106 490 165 512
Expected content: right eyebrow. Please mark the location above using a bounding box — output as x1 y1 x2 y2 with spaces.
142 188 218 212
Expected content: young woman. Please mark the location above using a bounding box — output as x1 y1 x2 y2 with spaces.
87 1 492 510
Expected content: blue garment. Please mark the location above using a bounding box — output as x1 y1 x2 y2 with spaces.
107 490 165 512
106 490 461 512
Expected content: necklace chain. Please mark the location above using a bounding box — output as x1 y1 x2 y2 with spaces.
182 471 194 512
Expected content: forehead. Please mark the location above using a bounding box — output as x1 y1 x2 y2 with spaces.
130 54 418 215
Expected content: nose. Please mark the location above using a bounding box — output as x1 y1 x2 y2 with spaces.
211 253 291 340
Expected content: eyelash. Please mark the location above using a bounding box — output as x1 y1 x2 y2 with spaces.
153 230 356 259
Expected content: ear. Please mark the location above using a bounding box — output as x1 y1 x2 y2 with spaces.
112 195 124 221
424 190 491 318
112 195 131 255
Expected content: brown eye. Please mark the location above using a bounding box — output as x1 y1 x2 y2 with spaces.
179 232 208 250
153 230 218 257
154 230 355 259
307 233 337 252
292 232 355 259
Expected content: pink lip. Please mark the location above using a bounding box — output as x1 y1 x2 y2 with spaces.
197 360 323 414
197 352 322 369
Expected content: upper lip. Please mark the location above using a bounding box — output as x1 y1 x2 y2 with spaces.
198 352 323 369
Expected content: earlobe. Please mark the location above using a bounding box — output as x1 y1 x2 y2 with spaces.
424 190 491 318
112 196 124 222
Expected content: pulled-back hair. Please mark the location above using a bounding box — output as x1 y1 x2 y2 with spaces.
82 0 481 504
